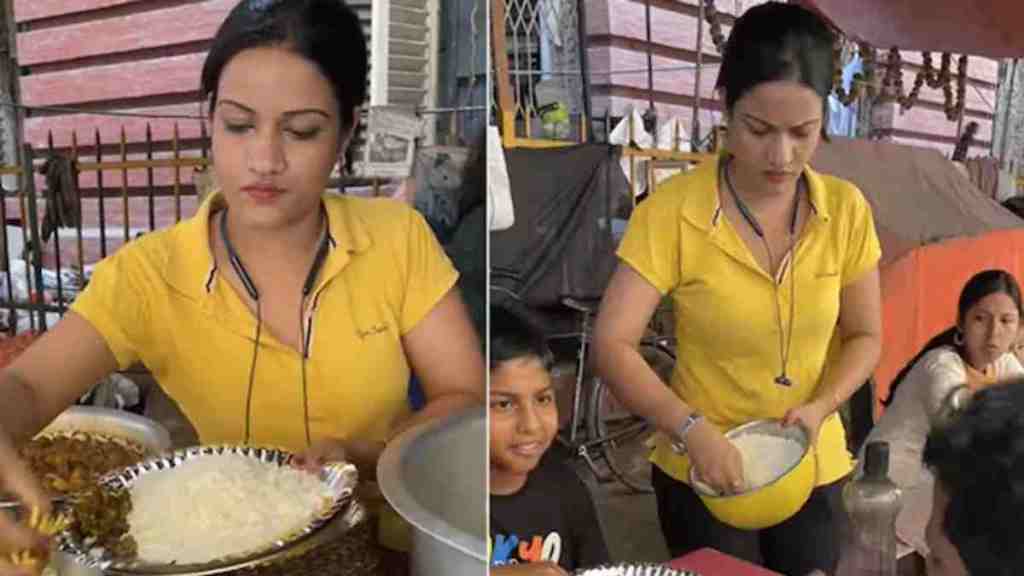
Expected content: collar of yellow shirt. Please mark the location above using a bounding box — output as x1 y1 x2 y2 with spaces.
163 190 370 298
677 154 835 280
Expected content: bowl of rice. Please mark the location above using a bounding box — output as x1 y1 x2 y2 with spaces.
688 419 816 530
56 444 363 574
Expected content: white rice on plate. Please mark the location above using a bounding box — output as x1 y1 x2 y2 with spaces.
128 453 332 565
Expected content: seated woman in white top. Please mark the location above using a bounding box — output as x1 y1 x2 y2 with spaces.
860 269 1024 556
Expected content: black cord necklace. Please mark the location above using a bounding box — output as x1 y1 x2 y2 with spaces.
220 209 328 446
721 157 802 387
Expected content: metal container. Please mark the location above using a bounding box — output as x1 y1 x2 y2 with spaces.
689 418 817 530
38 405 173 454
377 407 487 576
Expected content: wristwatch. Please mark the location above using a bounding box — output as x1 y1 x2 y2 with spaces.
670 411 704 455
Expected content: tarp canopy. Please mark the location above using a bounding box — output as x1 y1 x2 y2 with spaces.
812 137 1022 266
798 0 1024 58
811 137 1024 416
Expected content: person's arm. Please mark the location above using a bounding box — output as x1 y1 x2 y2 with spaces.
0 313 119 575
593 265 688 434
921 354 971 426
396 206 484 433
296 290 483 477
0 313 118 444
398 289 484 434
298 205 483 476
593 264 745 494
784 269 883 439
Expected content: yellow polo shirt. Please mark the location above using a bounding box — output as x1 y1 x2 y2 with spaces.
618 154 881 487
72 191 457 449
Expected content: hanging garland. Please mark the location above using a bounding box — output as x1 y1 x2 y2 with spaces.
703 0 726 53
832 40 878 106
703 0 969 122
833 42 968 121
881 48 968 120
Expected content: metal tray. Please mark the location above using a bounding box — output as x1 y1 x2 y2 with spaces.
575 563 699 576
56 445 363 575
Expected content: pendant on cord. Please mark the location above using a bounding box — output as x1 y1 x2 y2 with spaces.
775 375 793 387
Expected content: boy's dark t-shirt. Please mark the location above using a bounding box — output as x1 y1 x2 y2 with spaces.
490 451 610 571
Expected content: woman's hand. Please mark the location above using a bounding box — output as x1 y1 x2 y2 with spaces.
782 401 830 442
0 430 51 576
292 438 348 472
292 438 385 481
686 421 746 495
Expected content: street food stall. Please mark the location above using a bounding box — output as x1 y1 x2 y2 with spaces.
492 0 1024 574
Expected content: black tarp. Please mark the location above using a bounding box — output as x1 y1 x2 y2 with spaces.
490 144 629 312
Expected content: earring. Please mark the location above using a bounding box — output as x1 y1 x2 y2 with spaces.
953 329 965 346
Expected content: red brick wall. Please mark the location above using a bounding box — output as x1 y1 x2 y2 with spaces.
586 0 998 157
13 0 228 152
10 0 231 266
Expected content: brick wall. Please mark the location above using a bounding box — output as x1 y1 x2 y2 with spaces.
12 0 229 181
585 0 999 157
7 1 233 268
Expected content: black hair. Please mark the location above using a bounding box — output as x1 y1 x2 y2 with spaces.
884 269 1023 406
489 305 550 371
200 0 368 131
923 381 1024 575
716 2 835 131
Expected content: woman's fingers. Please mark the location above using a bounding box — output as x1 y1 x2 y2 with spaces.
0 514 48 575
0 441 50 521
0 557 38 576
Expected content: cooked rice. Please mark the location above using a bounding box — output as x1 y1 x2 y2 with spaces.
128 453 331 564
732 433 804 490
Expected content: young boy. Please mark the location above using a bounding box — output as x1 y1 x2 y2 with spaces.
489 306 610 575
921 380 1024 576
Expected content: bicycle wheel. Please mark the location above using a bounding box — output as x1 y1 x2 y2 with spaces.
587 343 676 493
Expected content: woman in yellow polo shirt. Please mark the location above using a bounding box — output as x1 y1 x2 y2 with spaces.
593 3 882 575
0 0 482 568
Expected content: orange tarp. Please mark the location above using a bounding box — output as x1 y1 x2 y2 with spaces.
810 138 1024 419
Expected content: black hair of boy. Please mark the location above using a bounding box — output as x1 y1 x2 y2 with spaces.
923 381 1024 574
489 306 550 370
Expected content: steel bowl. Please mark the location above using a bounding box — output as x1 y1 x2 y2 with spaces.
377 407 487 576
689 418 817 530
37 405 172 454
